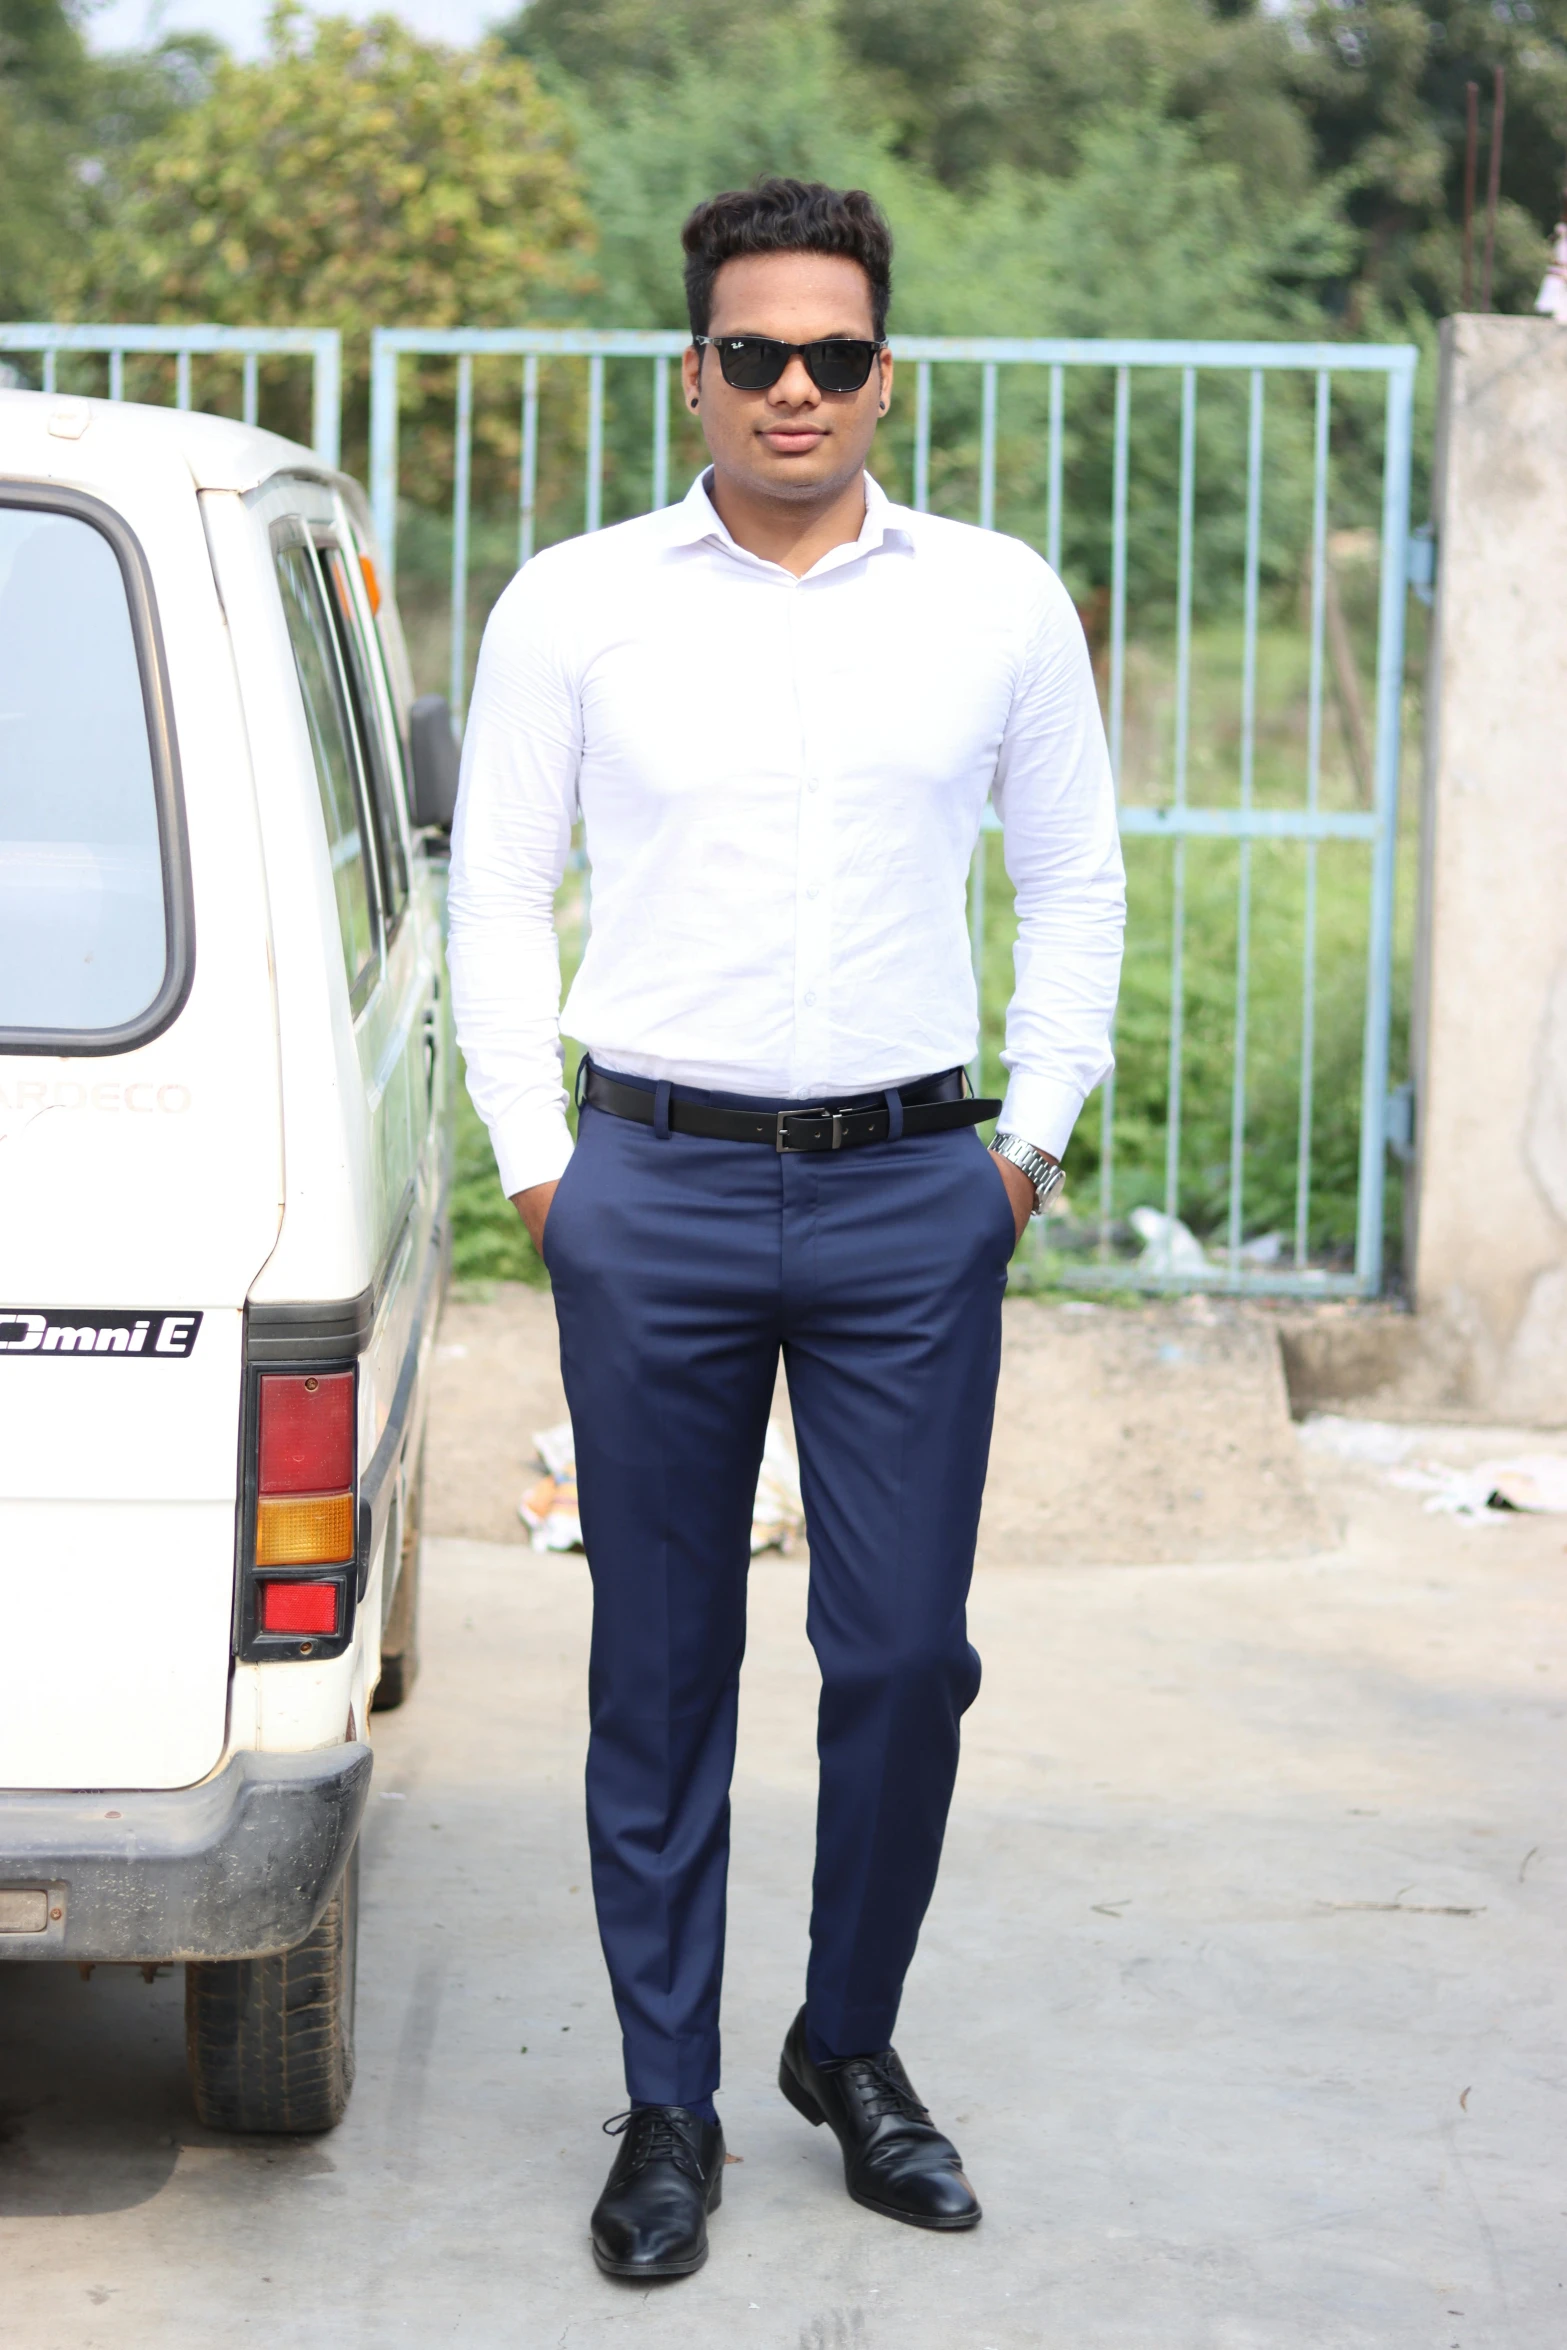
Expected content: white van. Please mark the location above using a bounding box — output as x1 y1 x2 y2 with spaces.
0 389 457 2130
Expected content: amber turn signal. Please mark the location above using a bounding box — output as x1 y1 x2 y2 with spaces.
255 1491 355 1567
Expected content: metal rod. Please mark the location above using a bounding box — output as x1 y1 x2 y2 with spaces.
1108 367 1130 784
652 354 669 509
310 331 341 467
1354 359 1416 1295
913 360 931 512
519 352 539 567
108 349 124 403
242 351 258 426
1296 370 1331 1269
1099 365 1131 1263
42 350 55 394
586 351 605 533
1482 66 1506 312
1228 370 1264 1267
1462 80 1479 308
176 350 191 410
369 334 399 586
362 324 1415 372
449 352 473 723
979 361 998 530
1164 367 1196 1223
1046 364 1064 573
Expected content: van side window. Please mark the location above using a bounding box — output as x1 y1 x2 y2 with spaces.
0 504 172 1039
275 543 381 1013
319 546 409 930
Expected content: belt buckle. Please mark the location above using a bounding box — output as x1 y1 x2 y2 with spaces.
775 1107 843 1153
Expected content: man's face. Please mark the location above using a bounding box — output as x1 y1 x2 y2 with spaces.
682 249 891 505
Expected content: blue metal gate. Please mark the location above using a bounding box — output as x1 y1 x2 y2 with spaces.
282 325 1397 1295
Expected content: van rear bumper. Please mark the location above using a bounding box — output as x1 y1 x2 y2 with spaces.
0 1743 372 1962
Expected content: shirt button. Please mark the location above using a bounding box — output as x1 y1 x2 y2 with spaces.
804 990 816 1007
807 885 820 900
806 778 819 793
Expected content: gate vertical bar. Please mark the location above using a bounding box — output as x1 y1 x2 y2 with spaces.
913 361 931 512
369 332 399 585
1100 366 1130 1258
1228 370 1265 1267
241 351 258 425
1046 364 1064 573
586 352 605 533
42 350 55 393
1296 371 1331 1267
310 331 341 467
449 352 473 723
175 351 191 410
109 349 125 402
1164 367 1197 1222
1354 357 1415 1293
979 361 998 531
652 355 670 509
519 352 539 566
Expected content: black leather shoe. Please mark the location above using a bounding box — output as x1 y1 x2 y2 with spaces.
589 2105 725 2279
778 2006 981 2230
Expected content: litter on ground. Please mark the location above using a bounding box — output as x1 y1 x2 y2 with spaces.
1300 1416 1567 1521
518 1415 806 1556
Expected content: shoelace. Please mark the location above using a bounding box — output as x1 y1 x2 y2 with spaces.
602 2105 708 2182
837 2052 931 2127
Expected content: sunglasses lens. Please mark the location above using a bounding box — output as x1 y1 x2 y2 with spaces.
717 338 785 390
808 342 877 393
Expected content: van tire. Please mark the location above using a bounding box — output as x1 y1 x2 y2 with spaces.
184 1842 358 2133
373 1445 423 1713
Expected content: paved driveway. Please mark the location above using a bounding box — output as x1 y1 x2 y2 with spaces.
2 1309 1564 2346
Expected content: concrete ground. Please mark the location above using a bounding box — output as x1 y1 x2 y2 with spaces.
3 1293 1566 2347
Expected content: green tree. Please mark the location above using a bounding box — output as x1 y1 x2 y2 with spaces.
0 2 219 323
1286 1 1567 322
74 5 595 477
0 0 89 318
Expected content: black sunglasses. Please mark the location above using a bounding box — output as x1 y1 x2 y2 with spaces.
693 335 884 394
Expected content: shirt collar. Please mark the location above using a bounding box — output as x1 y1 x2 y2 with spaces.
661 468 917 575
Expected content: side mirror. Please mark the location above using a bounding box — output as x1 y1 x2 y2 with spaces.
408 694 460 833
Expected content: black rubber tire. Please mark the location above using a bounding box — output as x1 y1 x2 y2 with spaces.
373 1442 423 1713
184 1844 358 2133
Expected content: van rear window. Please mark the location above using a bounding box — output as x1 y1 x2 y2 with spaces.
0 507 168 1035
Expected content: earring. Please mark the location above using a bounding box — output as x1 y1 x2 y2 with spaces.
690 398 698 411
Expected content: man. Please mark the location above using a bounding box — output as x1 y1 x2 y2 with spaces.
448 177 1124 2280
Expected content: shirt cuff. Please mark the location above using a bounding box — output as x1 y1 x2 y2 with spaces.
997 1073 1087 1163
490 1104 575 1200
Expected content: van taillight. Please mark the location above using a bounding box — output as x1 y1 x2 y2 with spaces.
255 1492 355 1565
254 1371 355 1568
240 1349 358 1661
258 1581 340 1636
258 1373 353 1493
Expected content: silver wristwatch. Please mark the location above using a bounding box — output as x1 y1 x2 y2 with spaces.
989 1131 1064 1218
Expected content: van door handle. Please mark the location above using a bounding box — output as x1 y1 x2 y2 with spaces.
421 1005 438 1109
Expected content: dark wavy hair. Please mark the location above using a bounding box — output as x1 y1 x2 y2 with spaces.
681 178 893 342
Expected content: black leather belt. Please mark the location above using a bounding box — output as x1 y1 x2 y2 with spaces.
582 1064 1002 1153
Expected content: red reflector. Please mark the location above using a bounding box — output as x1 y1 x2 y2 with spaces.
258 1373 354 1495
258 1580 340 1635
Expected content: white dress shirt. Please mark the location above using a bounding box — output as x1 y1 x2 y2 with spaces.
448 469 1125 1198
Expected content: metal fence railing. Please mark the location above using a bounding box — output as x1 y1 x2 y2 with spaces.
368 327 1417 1299
0 325 342 467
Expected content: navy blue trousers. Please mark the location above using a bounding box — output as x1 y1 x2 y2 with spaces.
543 1071 1012 2108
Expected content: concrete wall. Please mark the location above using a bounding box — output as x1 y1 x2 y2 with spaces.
1409 315 1567 1422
